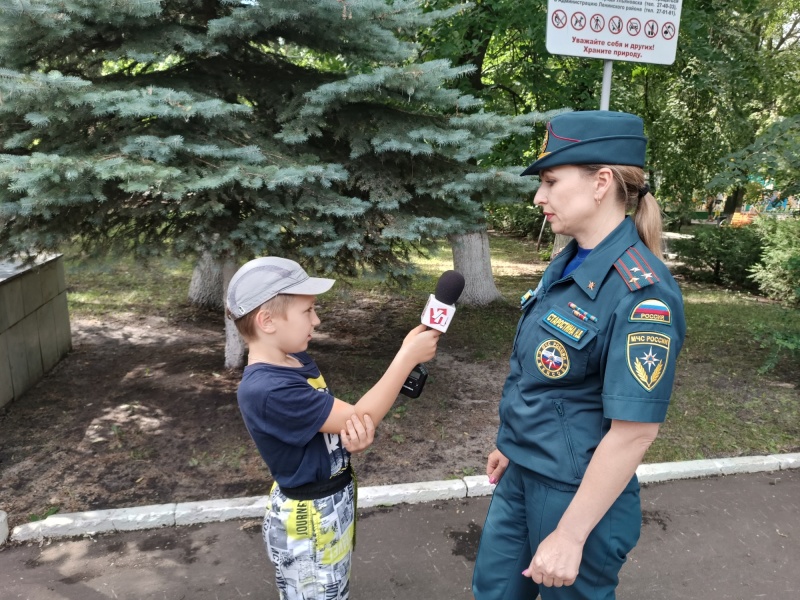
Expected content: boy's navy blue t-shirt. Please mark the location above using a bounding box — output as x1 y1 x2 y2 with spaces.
237 352 350 489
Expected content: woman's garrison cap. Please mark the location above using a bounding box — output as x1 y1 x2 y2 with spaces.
521 110 647 176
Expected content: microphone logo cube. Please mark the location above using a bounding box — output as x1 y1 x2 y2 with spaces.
422 295 456 332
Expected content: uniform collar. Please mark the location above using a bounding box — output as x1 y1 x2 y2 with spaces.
569 217 642 300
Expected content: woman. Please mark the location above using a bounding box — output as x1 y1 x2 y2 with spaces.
472 111 686 600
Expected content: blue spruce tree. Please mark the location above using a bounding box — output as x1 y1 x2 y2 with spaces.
0 0 548 366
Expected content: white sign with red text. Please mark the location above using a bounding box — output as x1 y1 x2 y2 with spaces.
547 0 682 65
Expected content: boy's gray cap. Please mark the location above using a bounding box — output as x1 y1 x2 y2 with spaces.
226 257 335 319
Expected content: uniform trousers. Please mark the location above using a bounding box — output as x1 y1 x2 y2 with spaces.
472 462 641 600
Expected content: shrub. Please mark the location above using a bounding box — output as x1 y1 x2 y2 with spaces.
485 201 549 241
672 225 762 290
749 217 800 306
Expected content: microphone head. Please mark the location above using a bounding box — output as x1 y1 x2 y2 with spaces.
434 270 465 305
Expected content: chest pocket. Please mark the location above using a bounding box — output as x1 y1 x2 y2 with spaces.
520 307 598 384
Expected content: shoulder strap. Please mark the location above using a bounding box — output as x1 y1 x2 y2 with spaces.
613 246 661 292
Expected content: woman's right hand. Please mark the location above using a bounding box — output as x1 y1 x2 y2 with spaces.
486 449 509 485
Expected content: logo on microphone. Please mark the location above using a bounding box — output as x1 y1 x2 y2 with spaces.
422 294 456 332
428 307 449 326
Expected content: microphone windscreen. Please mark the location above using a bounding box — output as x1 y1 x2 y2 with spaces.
434 270 465 305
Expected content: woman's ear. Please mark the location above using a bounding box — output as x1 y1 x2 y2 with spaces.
594 167 615 200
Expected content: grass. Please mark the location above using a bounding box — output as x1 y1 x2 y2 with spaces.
61 238 800 464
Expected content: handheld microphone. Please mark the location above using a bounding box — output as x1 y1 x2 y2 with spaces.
401 270 465 398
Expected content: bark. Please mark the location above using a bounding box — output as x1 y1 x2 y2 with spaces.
188 251 224 310
552 234 573 259
449 229 504 306
223 258 247 369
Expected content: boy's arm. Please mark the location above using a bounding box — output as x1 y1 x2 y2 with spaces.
319 324 440 434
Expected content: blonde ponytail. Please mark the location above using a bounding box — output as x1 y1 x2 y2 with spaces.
633 192 664 260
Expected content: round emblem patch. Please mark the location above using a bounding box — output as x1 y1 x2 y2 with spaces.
535 339 570 379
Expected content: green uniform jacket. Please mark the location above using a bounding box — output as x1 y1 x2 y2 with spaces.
497 217 686 487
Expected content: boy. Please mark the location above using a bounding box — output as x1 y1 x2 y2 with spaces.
226 256 440 600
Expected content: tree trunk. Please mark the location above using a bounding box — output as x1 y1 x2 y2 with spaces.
223 258 247 369
449 229 504 306
551 234 572 259
188 251 224 310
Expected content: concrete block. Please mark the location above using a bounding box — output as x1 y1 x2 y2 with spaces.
12 504 177 542
20 270 43 317
36 302 59 372
39 260 60 303
55 256 67 294
715 456 782 475
463 475 495 498
773 453 800 470
175 496 268 525
1 278 24 329
358 479 466 509
53 291 72 358
6 322 30 398
637 459 721 484
0 510 8 545
0 331 13 408
21 313 43 384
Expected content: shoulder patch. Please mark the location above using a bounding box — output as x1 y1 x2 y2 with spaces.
630 299 672 325
614 247 660 291
627 332 670 391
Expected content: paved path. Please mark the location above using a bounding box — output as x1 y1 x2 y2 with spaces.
1 469 798 599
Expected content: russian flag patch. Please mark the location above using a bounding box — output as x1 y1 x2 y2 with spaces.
629 299 671 325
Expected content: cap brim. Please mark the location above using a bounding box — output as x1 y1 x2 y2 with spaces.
283 277 336 296
521 135 647 176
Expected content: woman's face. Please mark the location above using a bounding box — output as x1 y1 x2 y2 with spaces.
534 165 598 239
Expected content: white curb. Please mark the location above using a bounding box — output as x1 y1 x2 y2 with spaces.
0 510 8 545
9 453 800 543
358 479 466 508
175 495 269 526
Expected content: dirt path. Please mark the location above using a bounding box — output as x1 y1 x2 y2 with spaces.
0 304 508 530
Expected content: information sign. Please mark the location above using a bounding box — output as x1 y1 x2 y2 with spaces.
546 0 683 65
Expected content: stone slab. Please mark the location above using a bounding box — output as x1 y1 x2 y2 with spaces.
0 331 13 408
636 458 722 484
12 504 178 542
36 302 59 372
0 510 7 546
5 321 31 398
175 496 269 525
1 277 24 330
20 269 43 318
773 452 800 470
38 260 60 304
358 479 466 508
53 291 72 358
21 312 43 384
714 455 782 475
463 475 495 497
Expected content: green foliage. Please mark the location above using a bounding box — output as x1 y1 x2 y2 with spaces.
750 217 800 305
0 0 548 279
754 326 800 374
711 116 800 198
672 226 762 290
485 200 548 240
28 506 59 522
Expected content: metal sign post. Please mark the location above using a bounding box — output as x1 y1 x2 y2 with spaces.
546 0 683 108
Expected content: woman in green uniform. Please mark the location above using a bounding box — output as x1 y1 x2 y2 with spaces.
472 111 686 599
